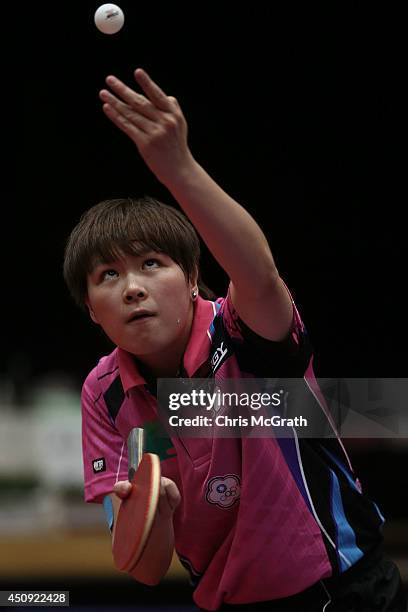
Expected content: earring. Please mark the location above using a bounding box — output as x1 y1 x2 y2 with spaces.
192 290 198 300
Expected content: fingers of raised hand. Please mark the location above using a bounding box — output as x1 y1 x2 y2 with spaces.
167 96 180 108
99 88 154 134
134 68 175 113
104 75 160 121
100 80 184 139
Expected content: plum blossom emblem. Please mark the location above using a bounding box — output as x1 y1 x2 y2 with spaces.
206 474 241 508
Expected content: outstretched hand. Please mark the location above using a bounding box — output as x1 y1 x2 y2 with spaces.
99 68 195 186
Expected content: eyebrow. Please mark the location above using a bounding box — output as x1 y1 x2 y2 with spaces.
89 250 164 271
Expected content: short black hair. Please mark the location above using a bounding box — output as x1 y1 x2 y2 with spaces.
63 196 215 309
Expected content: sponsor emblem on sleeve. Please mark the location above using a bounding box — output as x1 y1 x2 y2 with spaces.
92 457 106 473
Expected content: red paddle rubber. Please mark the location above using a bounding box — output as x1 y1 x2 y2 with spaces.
112 453 161 572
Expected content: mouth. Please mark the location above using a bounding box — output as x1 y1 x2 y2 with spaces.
127 311 155 323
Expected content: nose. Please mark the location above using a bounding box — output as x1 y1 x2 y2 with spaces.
122 273 147 304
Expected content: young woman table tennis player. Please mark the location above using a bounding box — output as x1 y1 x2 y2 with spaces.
63 69 406 611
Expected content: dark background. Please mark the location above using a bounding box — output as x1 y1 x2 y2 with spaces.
0 2 407 603
2 2 406 387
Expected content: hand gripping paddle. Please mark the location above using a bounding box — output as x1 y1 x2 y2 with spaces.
112 428 161 572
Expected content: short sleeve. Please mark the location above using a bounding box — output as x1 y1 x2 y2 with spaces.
218 285 313 377
81 368 128 503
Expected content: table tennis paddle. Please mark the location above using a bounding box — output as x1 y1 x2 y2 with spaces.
112 428 161 572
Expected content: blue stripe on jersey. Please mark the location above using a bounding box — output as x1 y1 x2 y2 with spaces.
209 301 222 336
321 445 385 525
276 437 314 515
103 495 114 532
320 445 361 493
329 469 363 571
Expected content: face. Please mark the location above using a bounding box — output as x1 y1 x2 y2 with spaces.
86 251 197 364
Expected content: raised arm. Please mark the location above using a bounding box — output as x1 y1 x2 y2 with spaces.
99 69 293 341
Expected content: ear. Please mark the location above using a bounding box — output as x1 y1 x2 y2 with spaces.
85 296 99 324
190 266 199 291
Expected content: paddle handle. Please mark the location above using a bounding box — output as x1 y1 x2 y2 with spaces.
127 427 146 482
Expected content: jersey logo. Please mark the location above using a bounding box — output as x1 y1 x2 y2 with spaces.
209 311 234 375
210 341 228 372
92 457 106 473
206 474 241 508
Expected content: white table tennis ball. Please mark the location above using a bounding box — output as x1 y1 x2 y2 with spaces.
94 4 125 35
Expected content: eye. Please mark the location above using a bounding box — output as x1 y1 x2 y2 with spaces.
143 258 160 269
101 269 118 281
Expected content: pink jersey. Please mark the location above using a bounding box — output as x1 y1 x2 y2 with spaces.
81 289 383 610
